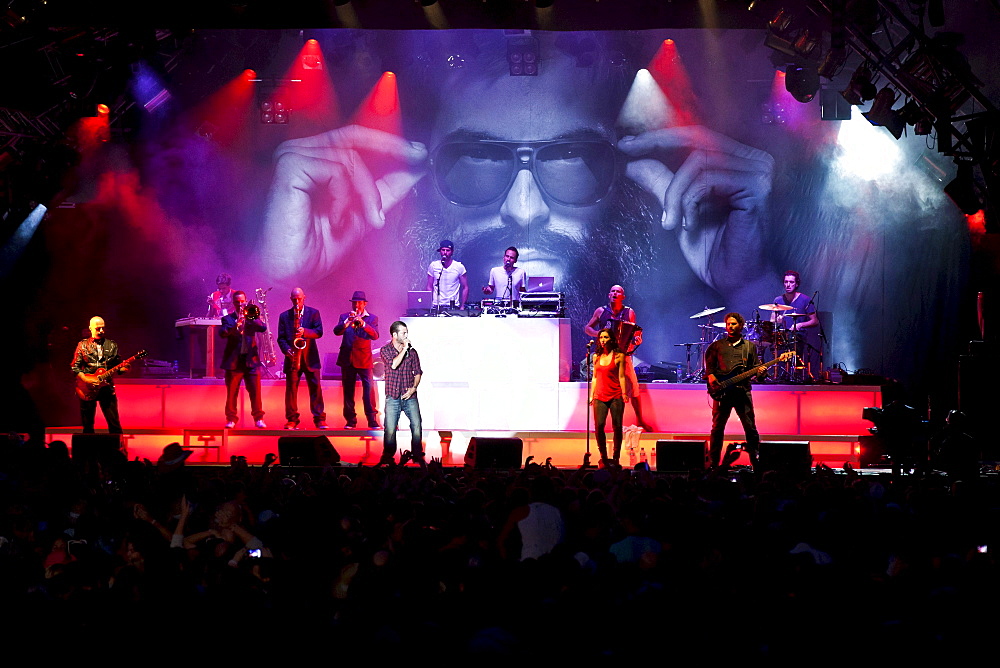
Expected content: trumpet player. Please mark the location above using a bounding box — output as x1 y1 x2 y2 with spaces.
333 290 380 430
220 291 267 428
278 287 326 430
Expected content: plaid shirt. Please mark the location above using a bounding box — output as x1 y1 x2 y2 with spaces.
380 341 422 399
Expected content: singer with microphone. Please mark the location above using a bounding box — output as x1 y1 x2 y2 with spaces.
771 271 820 380
278 287 326 430
426 239 469 310
334 290 380 429
483 246 527 302
378 321 425 467
589 329 628 468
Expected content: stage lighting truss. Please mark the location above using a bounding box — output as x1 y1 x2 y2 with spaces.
810 0 996 161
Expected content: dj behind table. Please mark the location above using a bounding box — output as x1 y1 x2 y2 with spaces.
407 276 563 318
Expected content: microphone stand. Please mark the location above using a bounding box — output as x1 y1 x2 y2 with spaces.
505 273 515 314
434 268 443 316
806 291 827 381
585 339 594 463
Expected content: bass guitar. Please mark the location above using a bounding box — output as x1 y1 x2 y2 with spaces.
707 351 795 400
75 350 147 401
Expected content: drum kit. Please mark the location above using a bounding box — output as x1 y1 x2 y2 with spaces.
673 304 812 382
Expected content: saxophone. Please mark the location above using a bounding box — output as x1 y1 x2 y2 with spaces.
291 306 306 372
254 287 278 369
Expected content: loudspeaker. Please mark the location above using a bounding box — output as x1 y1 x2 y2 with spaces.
758 441 812 475
278 436 340 466
465 437 523 469
71 433 125 463
656 441 708 471
655 440 708 471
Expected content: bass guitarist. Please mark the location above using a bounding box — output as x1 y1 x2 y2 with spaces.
705 312 766 470
72 316 130 434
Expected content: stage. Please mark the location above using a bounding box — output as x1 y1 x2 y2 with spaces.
46 378 880 469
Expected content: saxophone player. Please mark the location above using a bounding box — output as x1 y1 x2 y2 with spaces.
277 287 326 429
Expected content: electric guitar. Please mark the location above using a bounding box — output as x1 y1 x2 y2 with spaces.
75 350 147 400
707 351 795 400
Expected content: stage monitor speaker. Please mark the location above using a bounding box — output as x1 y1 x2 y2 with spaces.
759 441 812 475
71 433 125 463
278 436 340 466
656 440 708 471
465 437 523 469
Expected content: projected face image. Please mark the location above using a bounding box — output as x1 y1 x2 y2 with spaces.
419 57 654 295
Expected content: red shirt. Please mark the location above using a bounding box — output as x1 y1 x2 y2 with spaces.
593 352 623 402
380 342 422 399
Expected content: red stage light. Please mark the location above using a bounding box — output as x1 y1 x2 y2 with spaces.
96 103 110 115
967 210 986 235
645 39 699 127
279 38 338 124
349 71 402 136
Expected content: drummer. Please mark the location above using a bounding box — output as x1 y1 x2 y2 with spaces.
584 285 654 432
771 271 820 377
772 271 818 331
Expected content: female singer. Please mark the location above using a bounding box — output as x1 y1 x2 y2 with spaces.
590 329 628 467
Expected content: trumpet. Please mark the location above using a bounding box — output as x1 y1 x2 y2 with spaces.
245 303 261 320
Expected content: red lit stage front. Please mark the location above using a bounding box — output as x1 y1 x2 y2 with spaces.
46 379 879 469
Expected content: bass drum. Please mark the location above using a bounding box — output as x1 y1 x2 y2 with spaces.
744 320 774 346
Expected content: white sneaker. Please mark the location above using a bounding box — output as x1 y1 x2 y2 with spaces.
225 421 236 428
255 420 267 429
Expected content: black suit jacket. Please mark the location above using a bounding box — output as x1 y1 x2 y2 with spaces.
220 312 267 370
333 312 378 369
277 305 323 374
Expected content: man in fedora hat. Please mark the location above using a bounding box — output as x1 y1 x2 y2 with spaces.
333 290 380 429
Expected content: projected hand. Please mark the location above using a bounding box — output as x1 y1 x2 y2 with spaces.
262 125 428 281
618 127 773 297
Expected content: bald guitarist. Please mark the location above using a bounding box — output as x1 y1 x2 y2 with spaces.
72 316 132 434
705 312 790 470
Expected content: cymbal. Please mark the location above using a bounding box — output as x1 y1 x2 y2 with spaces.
785 312 810 318
712 322 727 328
689 306 725 319
759 303 793 311
674 342 709 347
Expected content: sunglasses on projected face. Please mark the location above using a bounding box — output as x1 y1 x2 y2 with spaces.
430 139 618 208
